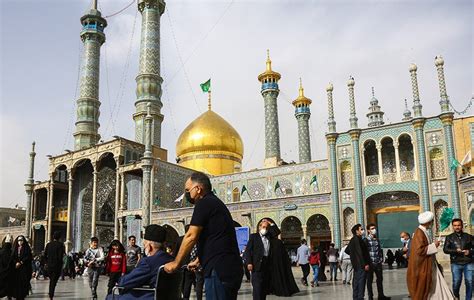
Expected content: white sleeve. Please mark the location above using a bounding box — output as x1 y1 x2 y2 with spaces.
426 243 438 255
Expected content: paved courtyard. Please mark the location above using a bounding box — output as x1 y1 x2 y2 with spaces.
27 266 467 299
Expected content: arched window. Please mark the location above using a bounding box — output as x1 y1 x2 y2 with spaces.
99 203 114 222
232 187 240 203
340 161 352 188
430 148 446 179
398 134 415 172
343 208 355 238
364 140 378 176
434 200 448 233
381 137 396 173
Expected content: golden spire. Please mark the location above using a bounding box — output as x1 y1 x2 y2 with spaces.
258 49 281 82
292 77 312 106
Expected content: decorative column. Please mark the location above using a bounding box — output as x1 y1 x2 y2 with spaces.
114 158 120 239
91 163 98 237
120 173 126 210
394 141 401 182
292 79 312 163
141 105 154 228
73 1 107 150
119 217 124 243
65 171 74 252
435 56 461 217
347 77 364 226
325 83 342 248
258 50 282 168
376 144 383 183
134 0 166 147
301 225 307 240
24 142 36 239
47 176 54 242
409 63 430 211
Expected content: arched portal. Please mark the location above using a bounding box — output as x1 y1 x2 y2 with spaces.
281 216 303 252
306 214 331 249
364 140 379 176
163 224 179 254
32 225 45 254
366 191 420 248
343 208 355 240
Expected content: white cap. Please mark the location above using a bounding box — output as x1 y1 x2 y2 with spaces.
418 211 434 224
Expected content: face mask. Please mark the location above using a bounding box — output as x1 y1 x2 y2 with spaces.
184 191 194 204
360 229 365 235
370 229 377 235
400 238 406 243
260 228 267 236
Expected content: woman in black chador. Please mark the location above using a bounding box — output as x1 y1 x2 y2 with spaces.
0 234 13 297
9 235 33 300
259 218 299 297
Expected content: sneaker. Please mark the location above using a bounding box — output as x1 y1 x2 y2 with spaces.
347 281 351 285
316 283 320 287
311 283 314 287
343 280 346 284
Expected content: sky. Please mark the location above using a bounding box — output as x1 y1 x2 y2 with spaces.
1 0 472 208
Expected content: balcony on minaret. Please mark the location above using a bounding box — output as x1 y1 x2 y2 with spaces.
262 80 279 91
82 22 104 33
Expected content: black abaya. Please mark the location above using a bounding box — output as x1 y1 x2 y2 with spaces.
0 243 12 297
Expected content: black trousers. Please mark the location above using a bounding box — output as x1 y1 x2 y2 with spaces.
366 263 385 298
251 257 269 300
300 263 310 284
194 270 204 300
48 268 61 298
182 269 204 300
107 272 122 295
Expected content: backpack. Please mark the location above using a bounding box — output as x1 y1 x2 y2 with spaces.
309 252 320 265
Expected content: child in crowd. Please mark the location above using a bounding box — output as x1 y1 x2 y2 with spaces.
105 240 126 295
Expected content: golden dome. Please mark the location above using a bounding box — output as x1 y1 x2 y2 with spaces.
176 108 244 175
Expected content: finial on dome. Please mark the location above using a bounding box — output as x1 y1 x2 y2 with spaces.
348 76 355 86
92 0 98 9
409 63 417 72
208 91 212 111
371 87 375 97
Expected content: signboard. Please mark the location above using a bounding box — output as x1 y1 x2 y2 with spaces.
235 227 249 253
283 204 297 211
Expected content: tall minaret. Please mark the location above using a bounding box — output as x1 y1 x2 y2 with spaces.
435 56 461 217
24 142 36 239
347 77 364 226
409 63 430 212
292 79 312 163
325 83 342 248
73 0 107 150
134 0 166 147
258 50 282 168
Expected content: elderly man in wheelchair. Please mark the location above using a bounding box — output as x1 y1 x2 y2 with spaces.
107 224 183 300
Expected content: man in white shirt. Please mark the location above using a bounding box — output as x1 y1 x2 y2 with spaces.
296 239 310 286
339 243 353 285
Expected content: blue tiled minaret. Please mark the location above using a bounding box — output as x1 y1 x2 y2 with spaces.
325 83 342 248
73 0 107 150
134 0 166 147
435 56 461 217
347 77 365 226
292 79 312 163
258 50 282 168
409 63 430 212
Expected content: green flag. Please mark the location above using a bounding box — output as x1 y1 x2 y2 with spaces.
439 207 454 231
212 188 217 194
241 185 248 196
310 175 318 186
153 197 160 206
450 158 461 172
200 79 211 93
274 181 281 192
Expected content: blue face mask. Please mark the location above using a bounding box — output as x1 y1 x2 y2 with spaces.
401 238 406 243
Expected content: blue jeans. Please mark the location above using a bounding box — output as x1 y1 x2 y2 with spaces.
204 269 240 300
352 268 367 300
451 263 473 300
329 262 338 280
311 265 319 284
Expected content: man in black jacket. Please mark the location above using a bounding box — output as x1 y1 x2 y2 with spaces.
345 224 370 300
44 231 65 300
442 218 473 300
245 220 271 300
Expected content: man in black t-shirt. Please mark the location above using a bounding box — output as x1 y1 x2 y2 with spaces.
165 172 243 300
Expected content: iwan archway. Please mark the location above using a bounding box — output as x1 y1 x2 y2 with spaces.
366 191 420 248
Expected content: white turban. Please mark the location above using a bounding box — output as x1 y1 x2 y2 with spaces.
418 211 434 224
4 234 13 243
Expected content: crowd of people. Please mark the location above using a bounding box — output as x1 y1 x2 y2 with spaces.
0 171 473 300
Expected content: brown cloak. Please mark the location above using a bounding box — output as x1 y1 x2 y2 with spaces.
406 228 433 300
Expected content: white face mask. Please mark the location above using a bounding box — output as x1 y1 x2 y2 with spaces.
370 229 377 235
259 228 267 236
400 238 406 243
